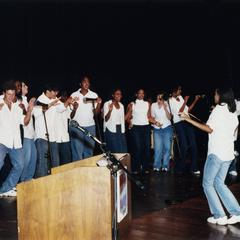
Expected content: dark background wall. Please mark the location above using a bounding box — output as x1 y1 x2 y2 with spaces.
1 0 240 104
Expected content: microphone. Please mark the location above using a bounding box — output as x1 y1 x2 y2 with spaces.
69 120 102 145
83 97 97 103
35 100 49 108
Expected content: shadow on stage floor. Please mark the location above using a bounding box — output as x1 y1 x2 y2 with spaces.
0 171 239 240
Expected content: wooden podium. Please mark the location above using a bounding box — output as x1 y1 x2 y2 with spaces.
17 154 132 240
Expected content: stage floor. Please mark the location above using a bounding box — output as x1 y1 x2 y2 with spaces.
0 171 239 240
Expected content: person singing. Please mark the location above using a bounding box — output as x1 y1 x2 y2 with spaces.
126 89 151 174
70 76 102 160
151 94 173 172
180 87 240 225
103 89 127 153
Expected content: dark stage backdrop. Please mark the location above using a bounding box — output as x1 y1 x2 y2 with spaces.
1 0 240 106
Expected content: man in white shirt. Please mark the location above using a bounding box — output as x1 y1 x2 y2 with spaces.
54 91 73 165
0 80 34 197
169 85 200 174
33 84 63 177
70 76 102 161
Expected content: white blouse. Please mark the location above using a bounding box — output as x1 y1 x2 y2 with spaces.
207 104 239 161
103 100 125 133
151 102 171 129
131 99 149 126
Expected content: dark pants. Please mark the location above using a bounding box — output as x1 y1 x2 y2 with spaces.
35 139 60 178
105 125 127 153
174 121 198 172
58 142 72 165
130 125 151 172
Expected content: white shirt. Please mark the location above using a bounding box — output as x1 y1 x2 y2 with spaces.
169 96 189 124
71 89 98 127
0 99 24 149
55 103 71 143
236 100 240 116
131 99 149 126
151 102 171 129
21 96 35 139
103 100 125 133
33 93 66 142
207 104 239 161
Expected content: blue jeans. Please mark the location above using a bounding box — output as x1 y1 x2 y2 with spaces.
153 126 173 170
20 138 37 182
105 125 127 153
0 144 24 193
58 142 72 165
174 121 198 172
70 125 95 161
203 154 240 218
35 139 60 178
130 125 151 172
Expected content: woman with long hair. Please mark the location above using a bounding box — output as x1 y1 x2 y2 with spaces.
181 87 240 225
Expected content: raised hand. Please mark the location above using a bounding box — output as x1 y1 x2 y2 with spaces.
73 101 79 110
109 102 114 111
96 97 102 105
27 97 36 112
184 96 190 102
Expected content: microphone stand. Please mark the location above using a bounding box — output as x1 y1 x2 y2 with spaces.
91 99 103 144
70 120 145 240
167 98 182 160
42 107 52 175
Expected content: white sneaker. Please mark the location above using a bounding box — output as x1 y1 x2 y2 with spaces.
153 168 160 172
207 216 228 225
0 189 17 197
229 171 238 176
193 170 201 175
227 215 240 225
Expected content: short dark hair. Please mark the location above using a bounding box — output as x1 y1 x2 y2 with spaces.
2 80 16 92
43 83 59 93
216 87 236 113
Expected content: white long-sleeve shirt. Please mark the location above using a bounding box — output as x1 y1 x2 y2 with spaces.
54 103 71 143
0 99 24 149
33 93 66 142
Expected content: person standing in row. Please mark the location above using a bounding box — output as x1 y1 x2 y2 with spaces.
151 93 173 172
126 89 151 174
33 84 61 177
70 76 102 161
54 91 73 165
169 85 200 174
0 80 34 196
180 87 240 225
19 81 37 182
103 89 127 153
